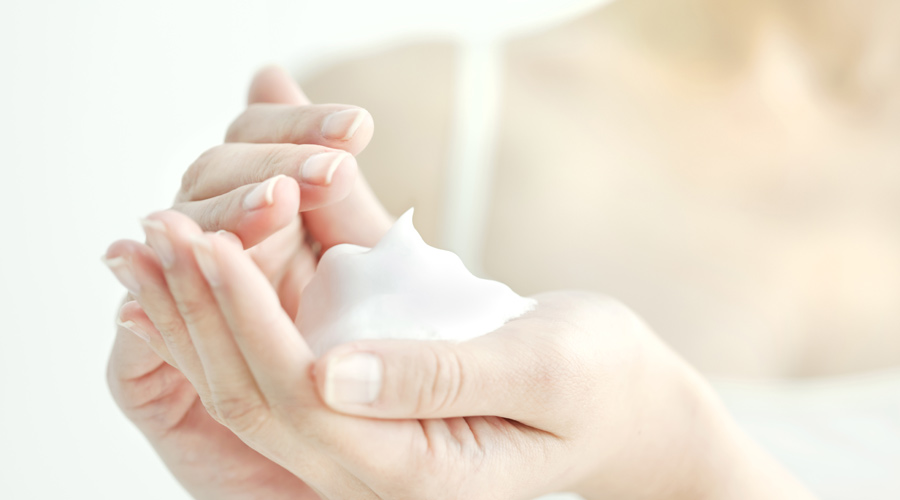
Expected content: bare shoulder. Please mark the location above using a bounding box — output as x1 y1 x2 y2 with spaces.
297 41 458 244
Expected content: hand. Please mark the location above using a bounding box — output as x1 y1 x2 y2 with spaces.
110 209 815 500
104 66 392 499
172 65 391 319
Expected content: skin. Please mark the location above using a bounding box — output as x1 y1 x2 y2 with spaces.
108 208 815 499
105 68 815 498
298 0 900 378
105 66 391 499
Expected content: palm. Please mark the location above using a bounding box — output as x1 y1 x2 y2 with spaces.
132 361 316 499
110 67 385 499
247 215 318 321
151 216 320 497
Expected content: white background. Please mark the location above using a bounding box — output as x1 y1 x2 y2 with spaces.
0 0 602 498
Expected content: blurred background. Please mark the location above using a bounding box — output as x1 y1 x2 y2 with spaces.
0 1 601 498
2 0 899 498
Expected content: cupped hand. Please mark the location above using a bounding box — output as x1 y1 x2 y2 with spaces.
172 65 390 319
108 209 815 500
104 66 391 499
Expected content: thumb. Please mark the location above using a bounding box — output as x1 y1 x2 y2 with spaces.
246 65 391 247
302 174 392 249
312 327 563 428
247 64 310 105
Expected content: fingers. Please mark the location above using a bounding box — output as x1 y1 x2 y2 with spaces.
105 313 200 437
174 175 299 248
241 65 393 249
302 175 394 250
105 236 218 414
190 229 315 397
106 299 169 381
311 301 578 430
247 65 311 105
171 64 372 242
137 214 389 495
115 299 177 367
178 143 357 209
141 211 269 430
241 65 374 156
226 103 374 157
103 242 177 367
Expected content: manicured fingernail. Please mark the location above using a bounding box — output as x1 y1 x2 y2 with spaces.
102 256 141 295
320 109 366 141
216 230 243 247
301 152 348 186
325 352 383 406
190 236 220 287
140 218 175 269
116 317 150 342
243 175 285 210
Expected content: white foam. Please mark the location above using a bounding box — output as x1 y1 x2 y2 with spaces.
298 208 536 355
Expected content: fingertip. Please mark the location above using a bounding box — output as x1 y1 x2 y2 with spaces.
234 175 300 247
347 108 374 155
319 108 374 156
119 299 144 317
248 64 310 106
189 233 221 288
214 229 243 248
303 172 394 250
297 152 358 211
103 240 155 295
142 209 204 236
314 343 390 415
112 299 179 375
104 239 139 260
117 301 152 342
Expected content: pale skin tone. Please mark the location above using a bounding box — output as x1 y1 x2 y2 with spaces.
105 68 815 498
298 0 900 378
105 67 391 499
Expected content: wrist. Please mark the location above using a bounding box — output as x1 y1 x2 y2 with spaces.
656 363 816 500
573 348 814 500
688 377 817 500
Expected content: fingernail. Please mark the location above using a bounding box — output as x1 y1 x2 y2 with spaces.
325 352 383 406
140 218 175 269
216 230 243 248
116 317 150 342
101 256 141 295
301 152 348 186
320 109 366 141
243 175 285 210
190 236 220 287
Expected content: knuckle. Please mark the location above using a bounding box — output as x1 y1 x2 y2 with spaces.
153 315 189 344
214 395 269 435
193 195 237 233
258 145 292 176
272 108 304 144
576 292 653 347
570 291 639 325
174 295 213 326
224 107 255 142
179 146 220 199
108 364 168 409
415 344 465 416
107 367 195 433
224 123 240 143
199 393 225 424
589 293 637 319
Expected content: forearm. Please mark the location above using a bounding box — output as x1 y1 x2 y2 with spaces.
692 382 817 500
574 350 816 500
